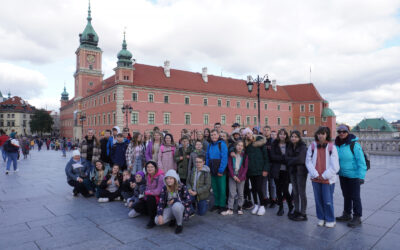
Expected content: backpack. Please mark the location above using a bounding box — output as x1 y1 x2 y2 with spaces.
311 142 333 158
350 141 370 171
3 139 11 152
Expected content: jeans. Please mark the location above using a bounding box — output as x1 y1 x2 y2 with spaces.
1 146 6 162
132 158 143 175
228 177 245 209
312 182 335 222
339 176 362 217
211 175 226 207
290 172 308 214
268 176 277 200
6 152 18 171
155 202 185 226
190 195 208 216
275 170 291 206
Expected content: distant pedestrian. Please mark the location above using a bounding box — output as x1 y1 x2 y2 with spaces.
4 135 20 174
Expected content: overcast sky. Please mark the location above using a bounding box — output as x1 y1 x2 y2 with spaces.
0 0 399 125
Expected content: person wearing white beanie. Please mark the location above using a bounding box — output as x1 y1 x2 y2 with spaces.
65 149 93 197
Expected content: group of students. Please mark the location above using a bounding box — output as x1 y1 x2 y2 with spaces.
65 122 367 234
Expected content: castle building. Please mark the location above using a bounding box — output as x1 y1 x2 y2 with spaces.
0 96 36 136
60 3 336 140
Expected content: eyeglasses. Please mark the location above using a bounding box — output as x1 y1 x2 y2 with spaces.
337 131 348 134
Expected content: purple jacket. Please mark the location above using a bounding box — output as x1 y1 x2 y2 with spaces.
227 153 248 181
145 141 161 162
144 169 165 203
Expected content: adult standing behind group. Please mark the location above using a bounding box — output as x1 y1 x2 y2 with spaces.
79 129 101 170
65 150 93 197
335 124 367 228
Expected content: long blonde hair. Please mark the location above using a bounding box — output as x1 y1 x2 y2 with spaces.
152 131 163 157
166 177 179 193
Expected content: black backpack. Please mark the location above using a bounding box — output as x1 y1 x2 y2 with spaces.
350 141 370 171
3 139 12 152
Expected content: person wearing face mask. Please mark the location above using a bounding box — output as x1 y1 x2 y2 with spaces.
306 126 340 228
334 124 367 228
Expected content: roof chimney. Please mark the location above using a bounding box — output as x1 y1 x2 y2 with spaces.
271 80 277 91
202 67 208 83
164 60 170 78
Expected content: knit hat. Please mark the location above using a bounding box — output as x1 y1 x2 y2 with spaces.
135 171 145 179
337 125 350 133
72 150 80 157
232 128 241 135
242 127 253 136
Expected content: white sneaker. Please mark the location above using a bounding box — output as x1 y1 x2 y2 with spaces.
128 209 140 218
124 202 128 207
317 220 325 226
257 206 266 216
221 209 233 216
325 221 336 228
98 198 109 203
251 204 259 215
14 169 19 173
115 197 121 201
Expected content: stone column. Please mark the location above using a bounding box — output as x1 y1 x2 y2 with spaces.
115 85 124 129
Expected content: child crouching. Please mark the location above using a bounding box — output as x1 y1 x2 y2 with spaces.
154 169 191 234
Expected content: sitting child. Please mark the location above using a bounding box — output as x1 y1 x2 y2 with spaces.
186 155 211 216
90 160 111 198
98 164 123 202
127 171 147 210
121 170 136 202
154 169 191 234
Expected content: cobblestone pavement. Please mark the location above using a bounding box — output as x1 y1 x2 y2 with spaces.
0 150 399 250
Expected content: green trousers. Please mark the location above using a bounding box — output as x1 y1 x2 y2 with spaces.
211 174 226 207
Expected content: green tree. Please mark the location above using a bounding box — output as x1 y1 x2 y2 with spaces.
30 109 54 136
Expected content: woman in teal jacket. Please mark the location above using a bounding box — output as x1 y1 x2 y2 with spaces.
334 125 367 228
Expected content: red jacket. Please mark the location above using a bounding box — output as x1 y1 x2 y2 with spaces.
0 135 9 147
227 153 248 181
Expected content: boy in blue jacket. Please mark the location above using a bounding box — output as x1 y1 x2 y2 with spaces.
110 133 128 171
206 129 228 214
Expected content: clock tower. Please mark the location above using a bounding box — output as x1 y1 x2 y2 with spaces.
74 1 103 99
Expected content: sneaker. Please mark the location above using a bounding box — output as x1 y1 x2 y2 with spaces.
336 213 352 222
251 204 260 215
98 198 109 203
317 220 325 227
257 206 266 216
14 169 19 173
210 206 219 212
5 171 9 175
269 200 276 208
146 220 156 229
238 207 244 215
124 202 128 207
325 221 336 228
347 216 362 228
292 213 308 221
114 197 121 201
243 201 254 210
175 225 183 234
72 189 78 197
221 209 233 216
289 211 300 220
277 205 284 216
218 207 227 214
128 209 140 218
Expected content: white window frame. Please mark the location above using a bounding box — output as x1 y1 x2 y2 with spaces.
246 116 251 125
235 115 241 124
221 115 226 125
309 104 314 112
185 113 191 125
148 112 155 125
203 98 208 106
184 96 190 105
203 114 209 125
163 112 170 125
300 116 306 125
309 116 315 125
132 92 138 102
300 104 305 112
131 112 139 124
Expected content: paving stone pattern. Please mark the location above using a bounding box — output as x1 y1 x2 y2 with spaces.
0 150 399 249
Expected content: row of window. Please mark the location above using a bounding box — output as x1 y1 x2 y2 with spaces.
84 112 116 126
128 112 319 126
300 104 314 112
0 114 31 119
0 120 15 127
132 92 296 111
83 92 116 109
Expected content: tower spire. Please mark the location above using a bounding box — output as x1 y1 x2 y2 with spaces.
87 0 92 23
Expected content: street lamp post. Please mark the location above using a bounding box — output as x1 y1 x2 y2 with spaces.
121 104 133 131
79 114 86 139
246 74 273 129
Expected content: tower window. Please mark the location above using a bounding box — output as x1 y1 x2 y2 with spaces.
89 65 93 70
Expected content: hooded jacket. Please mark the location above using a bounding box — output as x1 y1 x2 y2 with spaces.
187 149 205 180
90 164 111 186
157 170 191 220
110 141 129 170
335 134 367 179
174 145 192 181
144 168 165 203
306 141 340 184
245 135 270 176
186 165 211 201
65 157 91 182
227 152 248 181
206 140 228 175
286 141 308 176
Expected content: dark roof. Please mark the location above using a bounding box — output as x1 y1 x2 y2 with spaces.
0 96 35 112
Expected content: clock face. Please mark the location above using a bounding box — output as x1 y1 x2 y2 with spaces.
87 54 95 64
